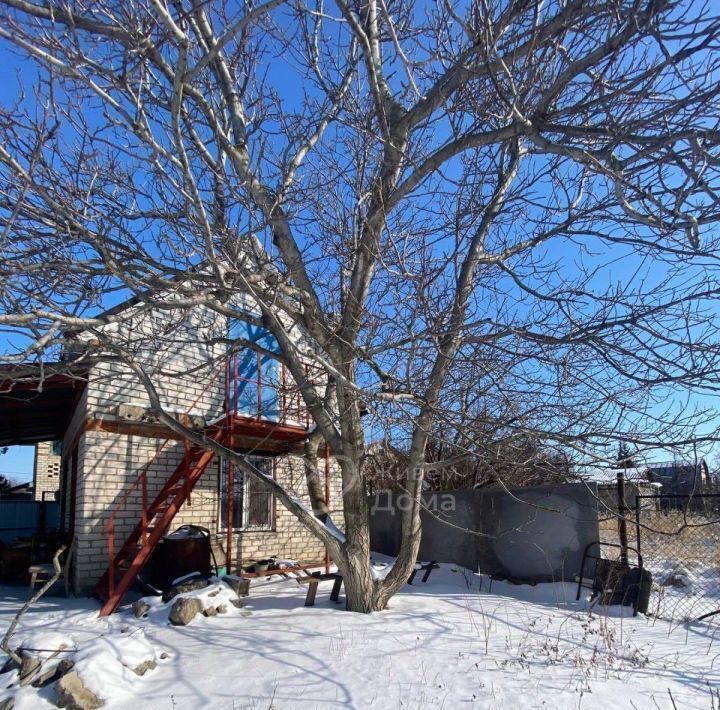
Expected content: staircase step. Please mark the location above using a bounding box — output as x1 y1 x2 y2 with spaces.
96 429 227 616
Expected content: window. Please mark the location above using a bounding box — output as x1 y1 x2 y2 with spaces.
219 456 274 531
51 441 62 456
227 319 282 419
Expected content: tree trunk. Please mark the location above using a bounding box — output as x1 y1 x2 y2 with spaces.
338 547 379 613
303 436 329 517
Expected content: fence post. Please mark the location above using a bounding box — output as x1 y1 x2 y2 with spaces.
617 468 628 565
634 495 641 557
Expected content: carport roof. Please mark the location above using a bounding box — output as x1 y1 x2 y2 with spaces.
0 364 88 446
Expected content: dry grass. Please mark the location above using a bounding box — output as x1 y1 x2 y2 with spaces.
599 508 720 563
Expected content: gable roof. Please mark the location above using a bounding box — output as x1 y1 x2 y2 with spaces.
646 460 707 484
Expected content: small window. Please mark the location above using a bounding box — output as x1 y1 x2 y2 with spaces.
219 456 274 531
51 441 62 456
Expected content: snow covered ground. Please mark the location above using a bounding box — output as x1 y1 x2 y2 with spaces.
1 562 719 709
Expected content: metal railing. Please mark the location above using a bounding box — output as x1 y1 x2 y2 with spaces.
103 350 315 597
104 364 224 599
225 350 311 428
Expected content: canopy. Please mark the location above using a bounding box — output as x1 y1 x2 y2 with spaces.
0 365 88 446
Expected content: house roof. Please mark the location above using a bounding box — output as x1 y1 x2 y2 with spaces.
0 364 88 446
645 460 706 485
578 466 650 484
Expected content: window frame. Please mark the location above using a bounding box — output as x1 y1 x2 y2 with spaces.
218 455 276 532
227 318 285 422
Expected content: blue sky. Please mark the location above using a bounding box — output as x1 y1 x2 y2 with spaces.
1 5 718 475
1 446 34 482
0 54 33 478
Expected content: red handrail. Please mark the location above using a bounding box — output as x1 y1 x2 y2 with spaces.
104 349 316 593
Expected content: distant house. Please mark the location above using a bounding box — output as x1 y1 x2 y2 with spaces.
0 481 33 500
645 460 712 497
581 459 714 514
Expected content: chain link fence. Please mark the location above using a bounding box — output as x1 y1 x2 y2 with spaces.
635 494 720 622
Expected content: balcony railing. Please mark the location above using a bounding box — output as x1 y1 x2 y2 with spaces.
225 349 310 428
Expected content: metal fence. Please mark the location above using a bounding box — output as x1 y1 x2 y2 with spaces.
635 494 720 622
0 500 60 544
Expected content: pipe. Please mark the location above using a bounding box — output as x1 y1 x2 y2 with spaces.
227 454 234 575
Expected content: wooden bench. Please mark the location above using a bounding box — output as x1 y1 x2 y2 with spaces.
295 572 343 607
407 560 439 585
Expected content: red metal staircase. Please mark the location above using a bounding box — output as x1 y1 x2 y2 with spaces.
96 427 227 616
94 349 315 616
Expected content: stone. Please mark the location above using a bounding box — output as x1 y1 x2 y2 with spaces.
222 575 250 597
32 659 74 688
132 601 150 618
0 696 14 710
216 605 227 615
203 606 217 617
163 578 209 603
168 597 203 626
207 589 220 598
115 404 145 421
57 671 104 710
132 660 157 676
229 598 244 609
19 655 41 686
662 572 691 588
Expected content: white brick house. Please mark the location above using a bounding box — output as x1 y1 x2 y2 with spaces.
1 295 341 603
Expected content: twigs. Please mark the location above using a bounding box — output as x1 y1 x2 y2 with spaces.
1 545 67 666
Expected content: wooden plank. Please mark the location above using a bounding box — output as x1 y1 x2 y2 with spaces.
330 575 343 602
295 573 337 584
304 580 319 606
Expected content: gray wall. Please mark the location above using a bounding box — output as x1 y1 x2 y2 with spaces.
369 482 600 583
596 481 658 519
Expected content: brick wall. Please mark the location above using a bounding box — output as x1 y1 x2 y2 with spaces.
84 305 227 423
62 299 337 594
72 428 344 593
33 441 61 502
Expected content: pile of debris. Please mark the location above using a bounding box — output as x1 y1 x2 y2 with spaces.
132 574 250 625
0 628 164 710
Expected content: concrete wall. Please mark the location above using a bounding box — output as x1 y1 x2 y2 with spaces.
369 483 601 583
596 481 660 520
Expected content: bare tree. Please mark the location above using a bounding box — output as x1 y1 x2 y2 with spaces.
2 0 720 612
0 474 18 495
365 424 577 493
